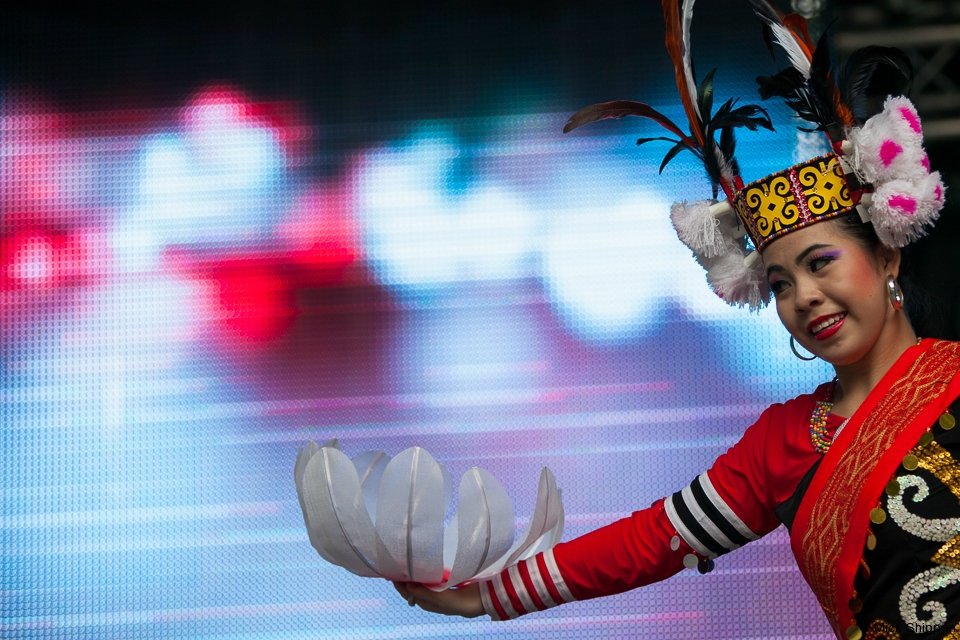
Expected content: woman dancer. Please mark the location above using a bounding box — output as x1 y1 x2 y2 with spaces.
397 3 959 639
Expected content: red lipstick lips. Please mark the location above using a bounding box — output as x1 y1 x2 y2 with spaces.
807 313 846 341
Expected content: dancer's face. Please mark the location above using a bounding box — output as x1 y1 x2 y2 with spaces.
762 220 901 366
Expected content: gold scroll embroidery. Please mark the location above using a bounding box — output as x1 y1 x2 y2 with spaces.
798 158 851 216
742 174 797 240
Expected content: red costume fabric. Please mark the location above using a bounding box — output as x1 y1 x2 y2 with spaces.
480 384 846 620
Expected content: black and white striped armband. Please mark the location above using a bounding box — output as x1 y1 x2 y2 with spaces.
664 472 760 561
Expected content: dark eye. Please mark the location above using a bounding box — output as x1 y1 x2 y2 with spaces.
770 280 788 294
809 256 834 272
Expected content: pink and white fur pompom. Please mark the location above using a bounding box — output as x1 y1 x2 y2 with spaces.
846 95 945 247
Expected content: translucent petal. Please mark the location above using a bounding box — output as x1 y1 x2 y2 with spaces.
294 441 564 590
351 450 390 524
301 446 381 578
374 446 448 584
442 513 459 571
518 488 565 562
473 467 563 581
293 442 337 564
442 467 515 589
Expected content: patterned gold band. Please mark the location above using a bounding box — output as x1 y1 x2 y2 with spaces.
732 153 860 253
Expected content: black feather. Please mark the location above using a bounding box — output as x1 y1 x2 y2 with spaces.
710 99 775 133
759 21 778 63
636 136 683 147
659 141 690 174
838 46 913 123
698 69 717 122
720 127 741 179
807 29 841 130
754 33 838 135
756 67 806 100
699 138 724 196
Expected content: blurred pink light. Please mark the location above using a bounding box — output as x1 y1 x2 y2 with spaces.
162 181 362 344
1 228 105 291
195 263 297 343
181 84 311 158
278 185 360 285
7 233 55 287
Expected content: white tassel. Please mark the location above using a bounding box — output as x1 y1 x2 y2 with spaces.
670 200 728 259
670 198 771 310
705 244 770 311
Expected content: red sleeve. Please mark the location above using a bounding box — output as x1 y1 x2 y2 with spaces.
480 389 831 620
479 500 693 620
552 499 689 600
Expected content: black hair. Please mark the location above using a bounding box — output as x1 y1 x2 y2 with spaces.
834 213 929 324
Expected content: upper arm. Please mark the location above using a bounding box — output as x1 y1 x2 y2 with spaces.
664 404 786 558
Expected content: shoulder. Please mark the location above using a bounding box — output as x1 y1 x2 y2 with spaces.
746 383 831 439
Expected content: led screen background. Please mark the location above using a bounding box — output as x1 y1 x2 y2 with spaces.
3 2 958 639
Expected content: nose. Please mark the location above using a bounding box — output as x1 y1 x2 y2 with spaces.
793 275 823 312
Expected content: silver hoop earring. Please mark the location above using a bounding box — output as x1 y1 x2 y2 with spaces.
887 275 904 310
790 336 817 361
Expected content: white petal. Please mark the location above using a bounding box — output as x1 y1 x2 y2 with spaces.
294 442 336 563
474 467 562 580
302 446 381 577
375 446 448 584
351 450 390 524
442 467 515 589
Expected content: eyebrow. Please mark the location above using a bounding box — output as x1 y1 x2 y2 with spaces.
765 243 832 277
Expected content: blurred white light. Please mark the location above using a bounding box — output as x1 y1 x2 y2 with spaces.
542 191 704 342
114 103 286 272
359 134 534 289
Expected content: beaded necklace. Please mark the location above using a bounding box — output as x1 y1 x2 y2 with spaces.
810 380 838 455
810 339 924 455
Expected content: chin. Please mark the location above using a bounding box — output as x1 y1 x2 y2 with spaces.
814 335 874 366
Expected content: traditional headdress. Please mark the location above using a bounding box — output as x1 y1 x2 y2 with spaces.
564 0 945 310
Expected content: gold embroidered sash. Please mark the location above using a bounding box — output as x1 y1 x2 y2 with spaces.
791 340 960 636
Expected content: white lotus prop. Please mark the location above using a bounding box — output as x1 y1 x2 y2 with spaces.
294 439 564 590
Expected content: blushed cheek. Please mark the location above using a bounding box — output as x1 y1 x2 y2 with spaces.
845 261 884 294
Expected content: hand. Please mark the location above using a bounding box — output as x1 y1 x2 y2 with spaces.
393 581 484 618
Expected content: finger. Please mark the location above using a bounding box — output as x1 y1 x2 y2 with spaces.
393 581 411 599
398 583 438 611
404 582 431 597
401 582 483 618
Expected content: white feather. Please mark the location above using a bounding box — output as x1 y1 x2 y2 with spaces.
772 23 811 79
681 0 701 121
754 17 811 79
713 144 735 186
